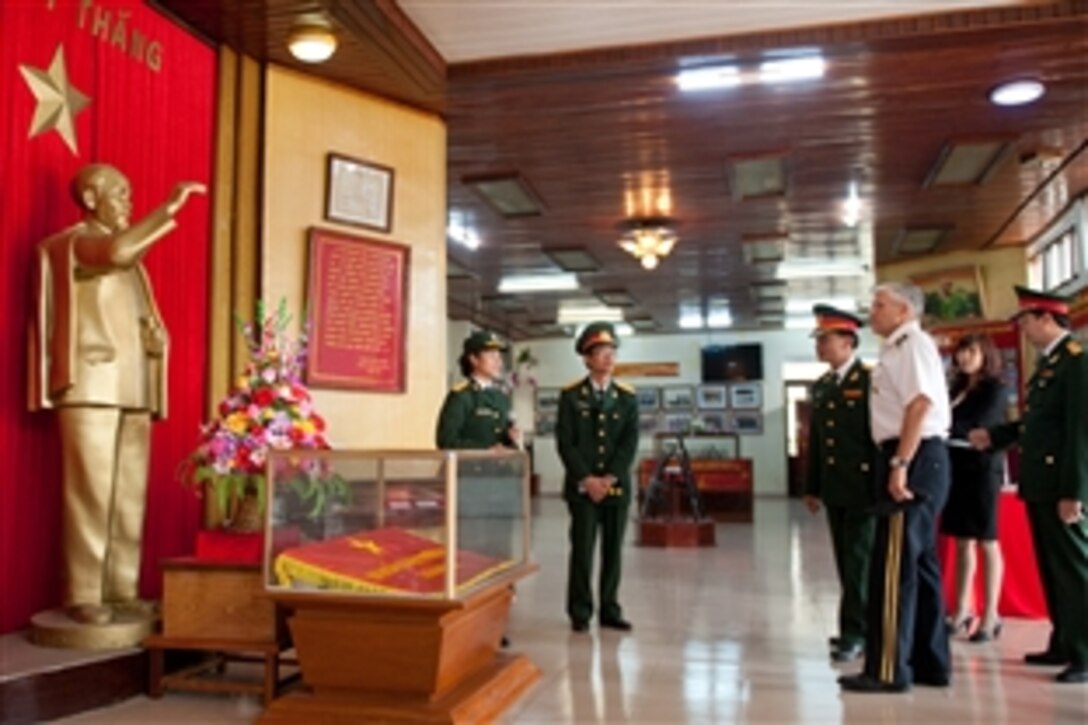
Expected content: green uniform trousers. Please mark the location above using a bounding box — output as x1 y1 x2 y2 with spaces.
566 496 628 624
826 504 876 648
1026 502 1088 666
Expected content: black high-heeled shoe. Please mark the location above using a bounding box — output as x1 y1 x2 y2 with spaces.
968 620 1002 643
946 614 975 637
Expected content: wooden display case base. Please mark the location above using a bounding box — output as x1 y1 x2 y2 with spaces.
639 520 716 547
260 653 538 724
264 565 539 722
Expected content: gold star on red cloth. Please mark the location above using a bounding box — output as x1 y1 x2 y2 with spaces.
19 44 91 156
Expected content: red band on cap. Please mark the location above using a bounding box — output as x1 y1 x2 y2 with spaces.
816 316 859 332
1019 298 1069 316
581 331 615 351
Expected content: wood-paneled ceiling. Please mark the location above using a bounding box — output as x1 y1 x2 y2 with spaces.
153 1 1088 339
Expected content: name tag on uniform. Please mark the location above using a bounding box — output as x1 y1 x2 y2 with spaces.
842 389 863 400
1039 369 1055 379
475 408 497 417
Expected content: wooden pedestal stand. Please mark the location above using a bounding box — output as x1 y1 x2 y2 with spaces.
260 565 539 724
144 559 295 704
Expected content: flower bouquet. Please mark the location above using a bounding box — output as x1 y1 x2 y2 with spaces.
181 300 344 529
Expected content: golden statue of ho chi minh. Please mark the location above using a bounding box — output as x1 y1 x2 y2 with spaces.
28 163 205 629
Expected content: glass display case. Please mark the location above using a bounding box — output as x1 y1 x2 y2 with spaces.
259 450 539 721
264 449 530 600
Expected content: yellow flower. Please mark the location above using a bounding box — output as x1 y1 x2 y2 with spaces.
296 420 316 435
225 412 249 434
236 375 250 391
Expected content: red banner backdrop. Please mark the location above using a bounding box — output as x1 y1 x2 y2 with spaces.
0 1 215 632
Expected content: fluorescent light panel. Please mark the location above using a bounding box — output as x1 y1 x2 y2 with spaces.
894 228 949 256
924 141 1011 187
729 155 787 199
785 297 858 314
677 53 824 92
498 273 578 293
759 55 826 83
775 257 868 279
558 302 624 324
627 317 657 331
544 247 600 272
595 290 637 307
463 173 544 218
679 313 705 330
677 65 741 91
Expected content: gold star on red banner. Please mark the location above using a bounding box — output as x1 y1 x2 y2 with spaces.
19 44 91 156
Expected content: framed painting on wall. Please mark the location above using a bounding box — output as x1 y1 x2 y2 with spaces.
911 265 987 324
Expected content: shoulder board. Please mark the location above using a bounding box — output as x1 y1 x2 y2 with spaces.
861 363 873 371
614 381 635 395
819 371 835 382
1067 339 1083 356
451 381 470 392
893 333 910 348
562 378 584 392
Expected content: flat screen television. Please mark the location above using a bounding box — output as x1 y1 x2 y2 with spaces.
702 344 763 382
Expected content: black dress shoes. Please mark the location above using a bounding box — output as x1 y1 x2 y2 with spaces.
1055 665 1088 683
838 674 910 693
600 617 633 632
1024 650 1068 666
571 620 590 633
913 673 951 687
828 636 842 648
831 643 863 662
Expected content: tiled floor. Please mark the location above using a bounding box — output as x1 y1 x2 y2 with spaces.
61 497 1086 723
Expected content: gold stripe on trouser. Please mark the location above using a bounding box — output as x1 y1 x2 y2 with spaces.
880 511 905 684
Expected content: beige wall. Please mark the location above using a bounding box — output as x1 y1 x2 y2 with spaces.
263 65 447 448
877 247 1027 320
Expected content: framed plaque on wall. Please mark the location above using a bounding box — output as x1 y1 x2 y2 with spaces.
306 227 409 392
325 153 395 233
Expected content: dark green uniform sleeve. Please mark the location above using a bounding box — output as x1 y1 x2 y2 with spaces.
435 390 472 449
557 388 591 482
606 397 639 483
1061 354 1088 502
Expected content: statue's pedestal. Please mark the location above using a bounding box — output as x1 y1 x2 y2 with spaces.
30 608 155 650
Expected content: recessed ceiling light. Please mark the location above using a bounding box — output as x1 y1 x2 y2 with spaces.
497 273 578 293
679 313 705 330
989 79 1045 107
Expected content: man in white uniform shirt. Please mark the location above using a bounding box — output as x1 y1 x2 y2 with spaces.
840 282 953 693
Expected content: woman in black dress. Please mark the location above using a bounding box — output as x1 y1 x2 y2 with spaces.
942 333 1008 642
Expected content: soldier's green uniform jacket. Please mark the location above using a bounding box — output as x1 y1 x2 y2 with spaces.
805 359 877 508
989 335 1088 504
556 378 639 503
435 380 513 449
